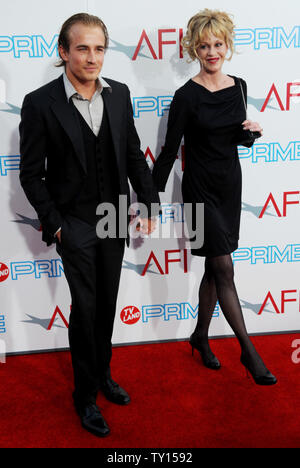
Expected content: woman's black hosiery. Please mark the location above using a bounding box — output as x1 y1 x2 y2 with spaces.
204 254 269 376
193 259 218 361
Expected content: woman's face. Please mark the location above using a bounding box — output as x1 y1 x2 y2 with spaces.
196 33 228 73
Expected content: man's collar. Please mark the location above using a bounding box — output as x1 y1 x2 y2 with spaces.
63 72 111 101
100 77 111 91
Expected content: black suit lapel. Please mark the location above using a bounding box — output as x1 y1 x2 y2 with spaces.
102 87 121 168
49 76 87 173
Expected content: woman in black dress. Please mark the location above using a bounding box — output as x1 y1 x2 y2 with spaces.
152 9 277 385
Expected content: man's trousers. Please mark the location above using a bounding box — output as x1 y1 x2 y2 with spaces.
56 214 125 409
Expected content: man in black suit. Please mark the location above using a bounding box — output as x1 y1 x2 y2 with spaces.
19 13 159 438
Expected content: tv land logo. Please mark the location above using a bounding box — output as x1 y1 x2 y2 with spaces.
120 306 141 325
0 263 9 282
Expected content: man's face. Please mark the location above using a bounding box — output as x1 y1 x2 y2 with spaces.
59 23 106 83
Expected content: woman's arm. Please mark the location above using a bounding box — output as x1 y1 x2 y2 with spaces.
152 89 189 192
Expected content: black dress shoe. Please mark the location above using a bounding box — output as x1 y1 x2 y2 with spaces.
189 333 221 370
100 378 131 405
241 354 277 386
77 404 110 438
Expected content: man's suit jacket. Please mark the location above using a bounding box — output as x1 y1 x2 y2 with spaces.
19 74 160 246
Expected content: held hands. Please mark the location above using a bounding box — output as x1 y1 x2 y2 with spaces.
136 217 157 235
242 120 263 136
55 219 158 241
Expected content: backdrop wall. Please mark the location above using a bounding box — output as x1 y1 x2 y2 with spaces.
1 0 300 354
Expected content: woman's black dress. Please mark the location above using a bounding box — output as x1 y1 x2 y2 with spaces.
152 75 251 258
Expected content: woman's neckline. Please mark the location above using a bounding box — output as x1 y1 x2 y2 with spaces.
190 75 237 94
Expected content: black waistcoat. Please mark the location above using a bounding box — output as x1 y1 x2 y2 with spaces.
68 104 120 225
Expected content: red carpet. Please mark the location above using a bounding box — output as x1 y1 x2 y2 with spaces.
0 333 300 448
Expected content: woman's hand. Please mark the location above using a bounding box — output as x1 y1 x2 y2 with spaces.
136 217 157 235
242 120 263 136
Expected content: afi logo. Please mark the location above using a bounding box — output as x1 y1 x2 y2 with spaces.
120 306 141 325
47 306 69 330
132 29 183 61
259 289 300 315
261 82 300 112
259 191 300 218
142 250 188 276
0 263 9 282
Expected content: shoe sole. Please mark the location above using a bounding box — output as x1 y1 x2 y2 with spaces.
81 423 111 438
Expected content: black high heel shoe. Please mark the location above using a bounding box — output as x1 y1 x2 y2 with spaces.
240 353 277 386
189 334 221 370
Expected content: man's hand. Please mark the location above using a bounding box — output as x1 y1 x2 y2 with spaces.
136 217 157 235
55 229 62 243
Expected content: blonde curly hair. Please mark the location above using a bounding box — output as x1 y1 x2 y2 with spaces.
182 9 235 62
